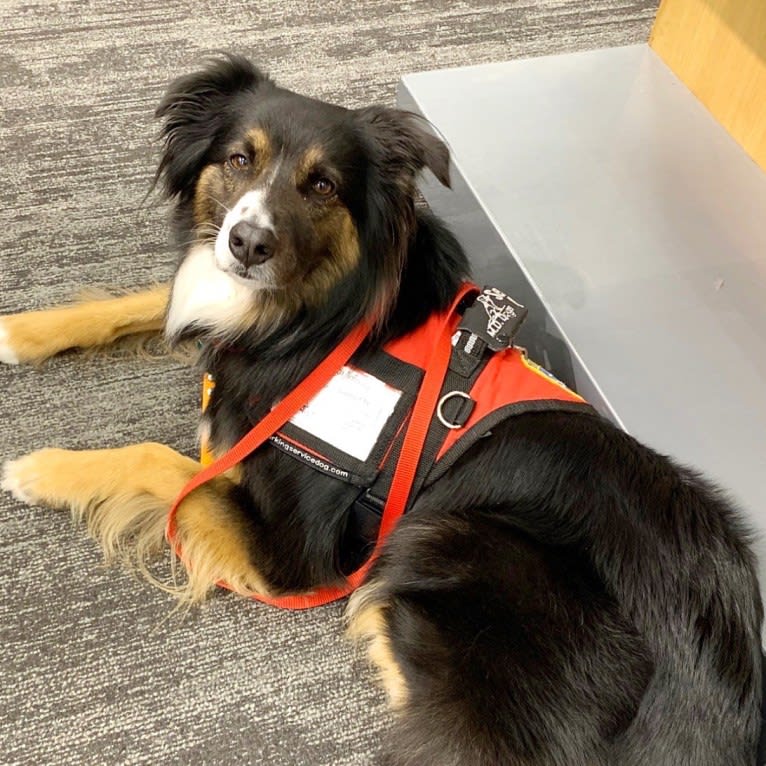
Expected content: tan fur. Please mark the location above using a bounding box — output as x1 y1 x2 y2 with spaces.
293 145 325 185
224 463 244 484
1 285 170 363
347 586 409 709
193 129 273 231
239 291 294 337
302 208 360 307
172 475 267 601
2 443 269 603
193 164 224 229
75 286 202 363
246 127 273 168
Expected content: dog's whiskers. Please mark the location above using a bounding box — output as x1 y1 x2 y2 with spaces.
208 196 231 215
193 222 222 244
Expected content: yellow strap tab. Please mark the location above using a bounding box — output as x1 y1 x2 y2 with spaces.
200 373 216 466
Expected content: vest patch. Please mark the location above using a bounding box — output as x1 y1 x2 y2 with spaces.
520 354 582 398
288 365 403 461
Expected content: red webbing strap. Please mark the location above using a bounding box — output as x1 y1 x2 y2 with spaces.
375 298 463 542
167 284 476 610
165 321 371 562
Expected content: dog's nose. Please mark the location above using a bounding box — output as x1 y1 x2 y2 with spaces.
228 221 277 267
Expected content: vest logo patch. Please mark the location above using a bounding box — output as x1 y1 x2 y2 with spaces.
520 355 583 399
476 287 524 340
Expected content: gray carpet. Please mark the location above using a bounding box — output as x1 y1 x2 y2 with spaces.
0 2 658 763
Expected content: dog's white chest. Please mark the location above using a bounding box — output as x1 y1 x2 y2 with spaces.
165 244 255 340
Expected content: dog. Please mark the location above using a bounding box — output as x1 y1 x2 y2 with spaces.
0 54 763 765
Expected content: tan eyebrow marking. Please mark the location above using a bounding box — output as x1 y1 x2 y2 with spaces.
245 127 273 172
193 164 222 226
294 145 326 184
245 128 274 183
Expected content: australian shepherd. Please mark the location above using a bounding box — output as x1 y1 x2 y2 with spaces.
1 55 762 765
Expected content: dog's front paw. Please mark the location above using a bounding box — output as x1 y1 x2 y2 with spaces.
2 455 37 503
1 449 74 508
0 313 50 364
0 310 81 365
0 320 20 365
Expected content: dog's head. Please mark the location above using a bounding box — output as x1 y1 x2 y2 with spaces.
156 55 450 342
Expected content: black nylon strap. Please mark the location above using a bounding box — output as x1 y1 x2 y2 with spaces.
350 352 490 538
450 329 487 378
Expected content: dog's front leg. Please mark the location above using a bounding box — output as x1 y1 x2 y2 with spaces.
1 443 269 602
0 285 170 364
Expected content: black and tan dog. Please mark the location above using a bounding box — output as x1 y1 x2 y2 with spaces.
1 55 762 765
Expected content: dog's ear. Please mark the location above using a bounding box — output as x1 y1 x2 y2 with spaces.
155 54 270 199
356 107 450 188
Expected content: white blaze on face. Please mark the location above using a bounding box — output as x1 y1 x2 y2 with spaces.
214 159 282 275
214 188 275 274
166 163 284 341
165 244 256 341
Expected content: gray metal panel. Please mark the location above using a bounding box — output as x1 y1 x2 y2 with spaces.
398 44 766 573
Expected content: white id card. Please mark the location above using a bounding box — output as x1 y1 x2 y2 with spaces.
289 366 403 461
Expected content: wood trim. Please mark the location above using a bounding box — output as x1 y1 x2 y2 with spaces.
650 0 766 171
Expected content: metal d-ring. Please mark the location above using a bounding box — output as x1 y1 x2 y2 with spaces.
436 391 472 429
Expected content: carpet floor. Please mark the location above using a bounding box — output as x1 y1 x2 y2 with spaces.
0 2 657 763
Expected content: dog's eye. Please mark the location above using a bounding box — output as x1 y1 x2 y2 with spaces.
229 154 250 171
311 177 335 196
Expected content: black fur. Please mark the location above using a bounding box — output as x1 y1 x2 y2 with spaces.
155 56 271 208
157 55 763 765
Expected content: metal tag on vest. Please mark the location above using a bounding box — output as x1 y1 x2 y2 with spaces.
459 287 528 351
